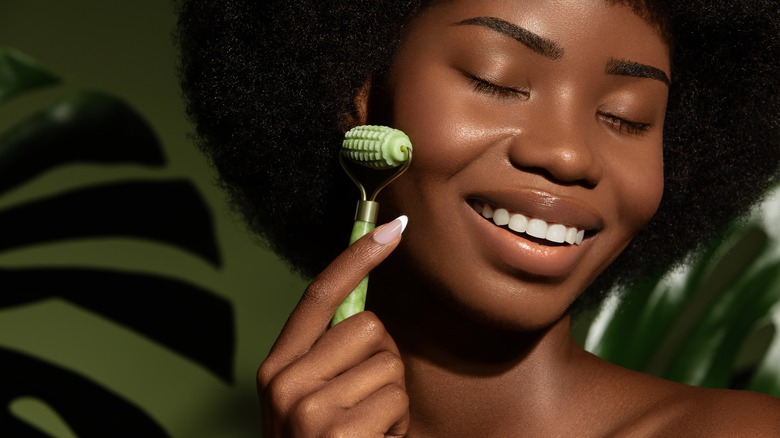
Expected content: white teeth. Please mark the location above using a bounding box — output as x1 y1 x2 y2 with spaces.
526 219 548 239
481 204 494 219
508 213 528 233
565 227 578 244
493 208 510 225
546 224 567 243
479 202 586 245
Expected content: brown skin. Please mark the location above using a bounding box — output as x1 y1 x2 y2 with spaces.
258 0 780 436
258 226 410 437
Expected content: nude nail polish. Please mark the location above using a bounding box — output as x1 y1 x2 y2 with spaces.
373 215 409 244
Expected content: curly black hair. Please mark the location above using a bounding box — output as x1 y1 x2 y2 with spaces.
176 0 780 309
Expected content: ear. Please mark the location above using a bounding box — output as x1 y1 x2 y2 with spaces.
340 78 372 132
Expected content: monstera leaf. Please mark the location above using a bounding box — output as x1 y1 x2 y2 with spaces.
0 49 233 437
0 47 60 103
0 347 169 437
585 206 780 397
0 90 164 194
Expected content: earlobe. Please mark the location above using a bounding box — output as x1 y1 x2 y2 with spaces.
340 78 372 132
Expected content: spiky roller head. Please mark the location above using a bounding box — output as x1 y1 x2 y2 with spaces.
342 125 412 169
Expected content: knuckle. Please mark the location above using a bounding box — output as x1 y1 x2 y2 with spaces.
260 369 298 410
377 351 405 375
342 244 365 266
260 372 281 398
351 311 387 343
344 240 375 263
300 280 332 306
385 383 410 408
256 360 276 390
343 241 385 273
290 393 326 423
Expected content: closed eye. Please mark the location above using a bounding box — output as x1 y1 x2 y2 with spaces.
463 72 529 100
597 111 651 135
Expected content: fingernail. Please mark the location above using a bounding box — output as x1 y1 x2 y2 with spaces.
373 215 408 245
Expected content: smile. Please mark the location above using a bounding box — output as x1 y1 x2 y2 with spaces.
472 201 586 245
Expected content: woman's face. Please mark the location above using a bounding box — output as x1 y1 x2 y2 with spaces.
372 0 670 330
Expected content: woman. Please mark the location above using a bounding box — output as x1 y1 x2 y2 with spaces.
178 0 780 435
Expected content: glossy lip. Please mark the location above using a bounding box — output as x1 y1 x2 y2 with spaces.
464 189 603 278
467 189 604 231
469 201 583 246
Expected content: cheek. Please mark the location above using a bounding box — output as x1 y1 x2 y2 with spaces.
613 145 665 233
388 65 499 178
392 89 464 176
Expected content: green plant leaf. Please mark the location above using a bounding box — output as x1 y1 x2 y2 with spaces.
0 47 60 104
0 90 164 195
0 346 169 437
0 180 220 266
585 278 662 370
641 225 770 375
662 259 780 387
586 223 769 374
749 302 780 396
0 267 234 382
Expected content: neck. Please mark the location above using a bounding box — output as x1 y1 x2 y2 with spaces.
369 266 591 437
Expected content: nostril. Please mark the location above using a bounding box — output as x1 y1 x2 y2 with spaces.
513 165 598 189
508 136 603 188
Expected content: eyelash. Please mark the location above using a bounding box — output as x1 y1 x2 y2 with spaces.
464 72 651 135
465 73 529 100
597 112 652 135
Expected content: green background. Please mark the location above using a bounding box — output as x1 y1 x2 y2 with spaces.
2 1 779 437
0 1 304 436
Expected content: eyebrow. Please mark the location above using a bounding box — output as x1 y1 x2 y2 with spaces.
606 58 671 86
455 17 564 60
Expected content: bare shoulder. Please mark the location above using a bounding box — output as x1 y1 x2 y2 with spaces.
581 354 780 436
623 374 780 436
663 386 780 436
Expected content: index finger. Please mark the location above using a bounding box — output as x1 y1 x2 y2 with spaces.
260 215 408 380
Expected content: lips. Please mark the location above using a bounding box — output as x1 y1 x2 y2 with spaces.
474 201 586 245
465 190 603 277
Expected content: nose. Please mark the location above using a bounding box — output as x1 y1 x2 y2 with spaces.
507 112 604 187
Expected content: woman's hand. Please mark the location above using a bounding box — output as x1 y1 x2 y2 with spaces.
257 216 410 437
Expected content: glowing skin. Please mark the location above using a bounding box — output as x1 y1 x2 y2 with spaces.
364 0 679 434
259 1 780 436
372 0 668 331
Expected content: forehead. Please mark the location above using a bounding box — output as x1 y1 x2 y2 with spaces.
417 0 663 32
408 0 670 71
423 0 665 23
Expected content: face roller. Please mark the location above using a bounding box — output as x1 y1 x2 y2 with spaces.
331 125 413 326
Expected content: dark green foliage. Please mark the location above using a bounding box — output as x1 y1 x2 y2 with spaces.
0 48 233 436
0 91 164 194
0 48 60 104
586 215 780 397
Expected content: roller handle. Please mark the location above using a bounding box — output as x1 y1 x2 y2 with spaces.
331 219 376 326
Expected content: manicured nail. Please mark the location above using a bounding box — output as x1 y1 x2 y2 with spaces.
373 215 408 245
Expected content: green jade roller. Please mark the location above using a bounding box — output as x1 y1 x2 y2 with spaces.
331 125 413 326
